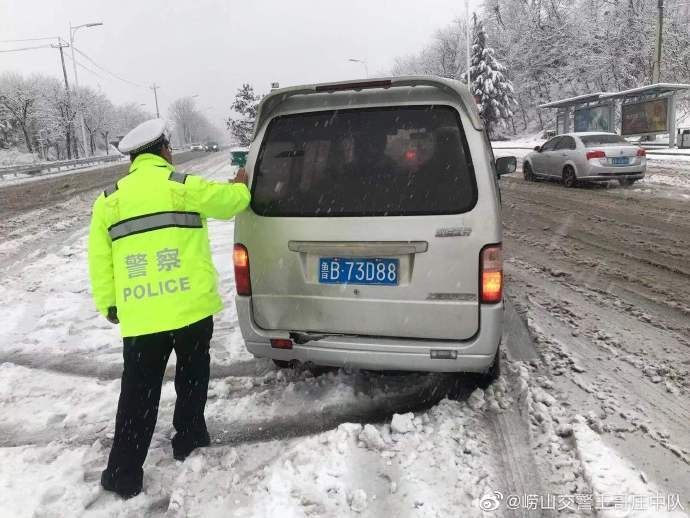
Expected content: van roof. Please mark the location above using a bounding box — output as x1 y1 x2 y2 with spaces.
253 76 484 142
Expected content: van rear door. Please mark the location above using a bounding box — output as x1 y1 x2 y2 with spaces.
244 105 482 341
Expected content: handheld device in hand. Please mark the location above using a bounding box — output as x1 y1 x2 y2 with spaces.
230 148 248 167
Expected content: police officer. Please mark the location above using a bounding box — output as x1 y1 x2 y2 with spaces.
88 118 250 498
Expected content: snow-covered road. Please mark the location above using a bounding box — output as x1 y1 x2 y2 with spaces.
0 152 687 517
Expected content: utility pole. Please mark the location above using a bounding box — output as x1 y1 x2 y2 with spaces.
151 83 160 118
654 0 664 84
52 37 77 159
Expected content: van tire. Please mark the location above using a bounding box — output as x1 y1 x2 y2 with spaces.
445 348 501 400
562 166 577 188
479 349 501 388
307 364 338 377
619 178 637 187
523 162 535 182
273 359 292 369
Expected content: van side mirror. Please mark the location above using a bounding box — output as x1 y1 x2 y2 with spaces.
496 156 517 177
533 145 541 152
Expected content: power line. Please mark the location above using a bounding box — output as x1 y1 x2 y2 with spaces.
71 46 146 89
64 52 108 82
0 44 53 53
0 36 58 43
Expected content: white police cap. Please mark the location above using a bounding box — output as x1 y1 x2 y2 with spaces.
118 118 170 154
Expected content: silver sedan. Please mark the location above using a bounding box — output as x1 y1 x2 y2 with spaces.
523 132 646 187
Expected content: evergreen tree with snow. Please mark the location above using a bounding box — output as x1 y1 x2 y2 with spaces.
465 14 516 137
226 84 260 147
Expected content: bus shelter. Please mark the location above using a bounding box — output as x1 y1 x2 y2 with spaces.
599 84 689 147
539 83 690 147
538 92 613 135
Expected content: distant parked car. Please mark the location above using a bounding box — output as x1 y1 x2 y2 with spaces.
190 143 204 151
523 132 646 187
204 141 219 152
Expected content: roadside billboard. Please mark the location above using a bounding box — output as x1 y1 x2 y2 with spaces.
621 98 668 136
574 105 612 132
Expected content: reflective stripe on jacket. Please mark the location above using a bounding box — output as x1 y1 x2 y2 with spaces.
87 153 251 337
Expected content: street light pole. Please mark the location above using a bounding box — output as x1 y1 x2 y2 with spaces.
151 83 160 118
69 21 103 156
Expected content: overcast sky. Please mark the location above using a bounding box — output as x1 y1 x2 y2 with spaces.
1 0 481 131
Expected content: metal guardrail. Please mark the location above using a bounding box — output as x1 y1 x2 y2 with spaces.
0 154 125 178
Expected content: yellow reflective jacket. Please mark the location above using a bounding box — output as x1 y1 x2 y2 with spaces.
88 153 251 337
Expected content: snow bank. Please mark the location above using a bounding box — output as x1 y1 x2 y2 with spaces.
164 400 499 517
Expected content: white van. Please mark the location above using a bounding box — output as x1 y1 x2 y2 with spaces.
233 77 515 378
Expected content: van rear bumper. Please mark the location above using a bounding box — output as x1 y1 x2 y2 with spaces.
235 296 502 373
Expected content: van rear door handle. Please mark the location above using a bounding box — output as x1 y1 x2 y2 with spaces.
288 241 428 257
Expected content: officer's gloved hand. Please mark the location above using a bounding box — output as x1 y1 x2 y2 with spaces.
233 167 248 186
106 306 119 324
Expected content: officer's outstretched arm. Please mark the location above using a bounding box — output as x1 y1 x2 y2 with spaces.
87 199 116 317
187 176 251 220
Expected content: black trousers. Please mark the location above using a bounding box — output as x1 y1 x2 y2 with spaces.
105 316 213 483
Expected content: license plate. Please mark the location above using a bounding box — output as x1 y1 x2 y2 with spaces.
612 157 629 165
319 258 399 285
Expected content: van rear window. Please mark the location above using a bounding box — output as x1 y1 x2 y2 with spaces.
251 106 477 217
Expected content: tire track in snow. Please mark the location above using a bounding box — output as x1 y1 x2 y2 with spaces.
0 371 458 449
0 351 273 381
208 373 459 448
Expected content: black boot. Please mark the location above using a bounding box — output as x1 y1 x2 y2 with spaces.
172 431 211 461
100 468 143 499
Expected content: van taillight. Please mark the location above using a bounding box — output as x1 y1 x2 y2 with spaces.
637 148 646 157
586 150 606 160
233 244 251 296
480 244 503 304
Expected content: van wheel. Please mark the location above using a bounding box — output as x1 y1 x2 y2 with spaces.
478 349 501 389
619 178 637 187
523 162 535 182
562 166 577 188
273 359 292 369
445 349 501 400
307 364 339 377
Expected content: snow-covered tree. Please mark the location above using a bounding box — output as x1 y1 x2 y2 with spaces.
79 87 115 155
40 77 78 160
168 97 219 146
465 14 516 137
226 84 260 147
392 18 470 80
0 73 40 153
113 103 150 136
